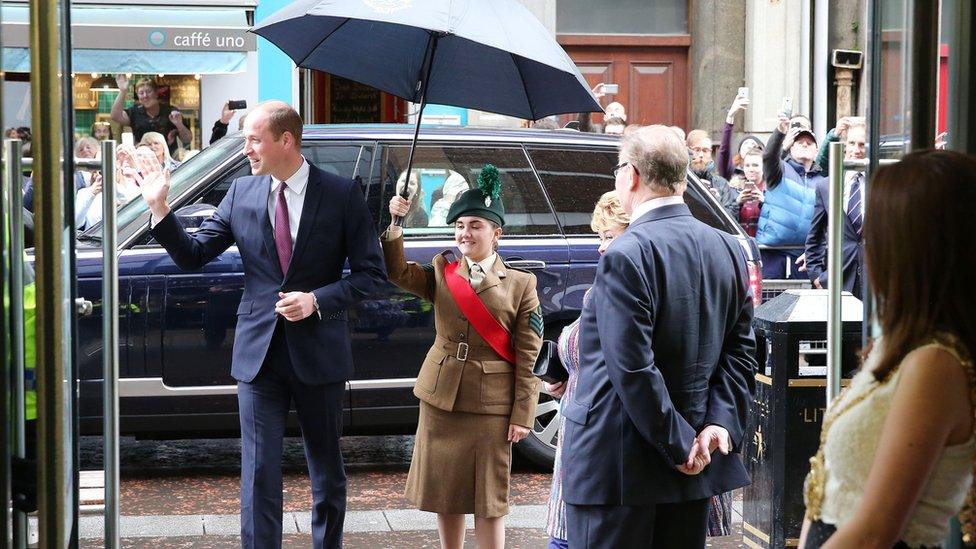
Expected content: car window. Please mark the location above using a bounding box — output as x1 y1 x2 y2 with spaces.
526 147 617 234
528 146 741 237
377 145 560 236
303 144 364 180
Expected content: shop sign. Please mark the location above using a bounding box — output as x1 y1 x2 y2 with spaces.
72 75 100 110
2 24 256 52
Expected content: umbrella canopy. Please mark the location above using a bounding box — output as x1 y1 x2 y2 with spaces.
251 0 602 120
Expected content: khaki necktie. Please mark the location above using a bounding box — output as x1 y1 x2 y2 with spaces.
470 263 485 290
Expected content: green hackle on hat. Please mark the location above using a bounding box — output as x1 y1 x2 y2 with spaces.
446 164 506 227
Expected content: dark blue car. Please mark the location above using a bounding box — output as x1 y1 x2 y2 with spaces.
68 125 762 468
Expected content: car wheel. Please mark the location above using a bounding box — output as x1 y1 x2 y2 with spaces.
515 387 559 470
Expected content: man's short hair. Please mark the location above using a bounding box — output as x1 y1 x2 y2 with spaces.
846 119 867 134
256 101 303 149
621 125 689 194
531 118 558 130
686 129 711 147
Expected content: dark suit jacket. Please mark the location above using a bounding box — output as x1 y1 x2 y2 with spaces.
562 203 756 506
150 164 387 385
804 177 863 298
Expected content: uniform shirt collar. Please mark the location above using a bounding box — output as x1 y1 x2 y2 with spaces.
630 195 684 223
271 157 310 195
465 252 498 275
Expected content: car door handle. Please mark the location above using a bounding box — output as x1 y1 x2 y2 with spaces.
505 260 546 270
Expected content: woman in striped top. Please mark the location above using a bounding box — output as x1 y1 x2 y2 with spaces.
544 191 629 548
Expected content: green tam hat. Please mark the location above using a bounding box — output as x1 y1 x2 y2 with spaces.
446 164 506 227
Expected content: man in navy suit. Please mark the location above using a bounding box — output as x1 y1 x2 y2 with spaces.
804 121 866 299
137 101 386 548
561 125 756 548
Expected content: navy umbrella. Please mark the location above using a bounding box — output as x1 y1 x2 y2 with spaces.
251 0 602 223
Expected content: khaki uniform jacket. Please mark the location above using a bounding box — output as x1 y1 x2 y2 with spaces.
381 232 542 428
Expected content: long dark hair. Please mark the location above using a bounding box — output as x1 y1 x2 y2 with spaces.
864 149 976 379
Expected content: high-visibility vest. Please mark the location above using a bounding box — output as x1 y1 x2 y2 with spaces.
23 281 36 421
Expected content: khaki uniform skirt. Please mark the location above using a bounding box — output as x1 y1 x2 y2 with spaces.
406 401 512 518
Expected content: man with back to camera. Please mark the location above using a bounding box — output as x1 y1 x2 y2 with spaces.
560 125 757 548
133 100 387 549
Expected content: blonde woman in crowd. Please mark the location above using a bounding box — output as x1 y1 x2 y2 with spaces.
140 131 181 172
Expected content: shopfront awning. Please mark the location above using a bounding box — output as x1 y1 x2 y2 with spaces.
2 2 256 74
2 48 248 74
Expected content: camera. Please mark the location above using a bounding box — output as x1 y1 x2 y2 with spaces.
831 50 863 70
228 99 247 111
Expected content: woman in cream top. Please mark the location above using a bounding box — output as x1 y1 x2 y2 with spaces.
800 150 976 548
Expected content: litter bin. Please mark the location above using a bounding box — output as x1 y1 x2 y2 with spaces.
741 289 863 548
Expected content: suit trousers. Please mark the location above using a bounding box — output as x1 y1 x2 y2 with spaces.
238 321 346 549
566 498 709 549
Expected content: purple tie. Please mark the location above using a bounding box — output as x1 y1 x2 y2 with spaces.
274 180 293 276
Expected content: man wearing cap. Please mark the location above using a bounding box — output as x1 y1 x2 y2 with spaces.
754 114 822 279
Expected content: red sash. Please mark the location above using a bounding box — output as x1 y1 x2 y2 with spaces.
444 260 517 364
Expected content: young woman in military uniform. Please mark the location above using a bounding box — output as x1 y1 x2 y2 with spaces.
382 166 543 549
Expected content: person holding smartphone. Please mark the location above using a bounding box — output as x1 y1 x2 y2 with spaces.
716 88 766 181
210 100 247 144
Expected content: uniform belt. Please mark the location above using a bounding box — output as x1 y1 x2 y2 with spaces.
434 334 494 362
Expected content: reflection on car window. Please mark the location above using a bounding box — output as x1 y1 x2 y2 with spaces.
105 136 246 238
527 147 617 234
379 145 559 236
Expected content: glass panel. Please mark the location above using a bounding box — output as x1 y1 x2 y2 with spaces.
526 147 617 234
378 145 560 236
557 0 688 35
877 0 910 159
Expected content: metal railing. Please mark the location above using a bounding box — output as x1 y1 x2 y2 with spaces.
4 139 119 548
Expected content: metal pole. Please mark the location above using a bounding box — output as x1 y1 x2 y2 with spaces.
30 0 69 544
865 0 884 343
101 140 120 549
393 33 440 228
6 140 28 549
1 134 12 549
59 0 82 539
826 142 846 404
909 0 940 152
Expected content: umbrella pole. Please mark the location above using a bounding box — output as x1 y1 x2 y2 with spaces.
394 34 441 228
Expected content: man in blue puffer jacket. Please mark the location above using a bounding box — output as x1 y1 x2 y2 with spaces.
757 114 822 279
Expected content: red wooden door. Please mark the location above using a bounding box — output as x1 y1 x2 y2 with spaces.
558 37 690 130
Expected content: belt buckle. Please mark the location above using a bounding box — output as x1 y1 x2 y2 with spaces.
457 342 469 361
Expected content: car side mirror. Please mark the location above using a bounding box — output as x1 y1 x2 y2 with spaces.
174 203 217 233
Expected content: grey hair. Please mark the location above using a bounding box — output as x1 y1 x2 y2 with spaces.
74 136 98 157
620 125 689 194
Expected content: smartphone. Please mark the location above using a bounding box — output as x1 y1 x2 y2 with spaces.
228 99 247 111
738 86 750 100
782 97 793 118
602 83 619 94
121 132 134 147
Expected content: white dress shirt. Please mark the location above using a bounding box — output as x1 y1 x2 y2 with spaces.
629 195 685 224
268 157 310 247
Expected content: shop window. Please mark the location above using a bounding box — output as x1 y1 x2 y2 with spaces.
377 145 560 237
556 0 688 35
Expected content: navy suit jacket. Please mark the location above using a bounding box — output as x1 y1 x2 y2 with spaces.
150 165 387 385
562 203 756 505
804 177 863 298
